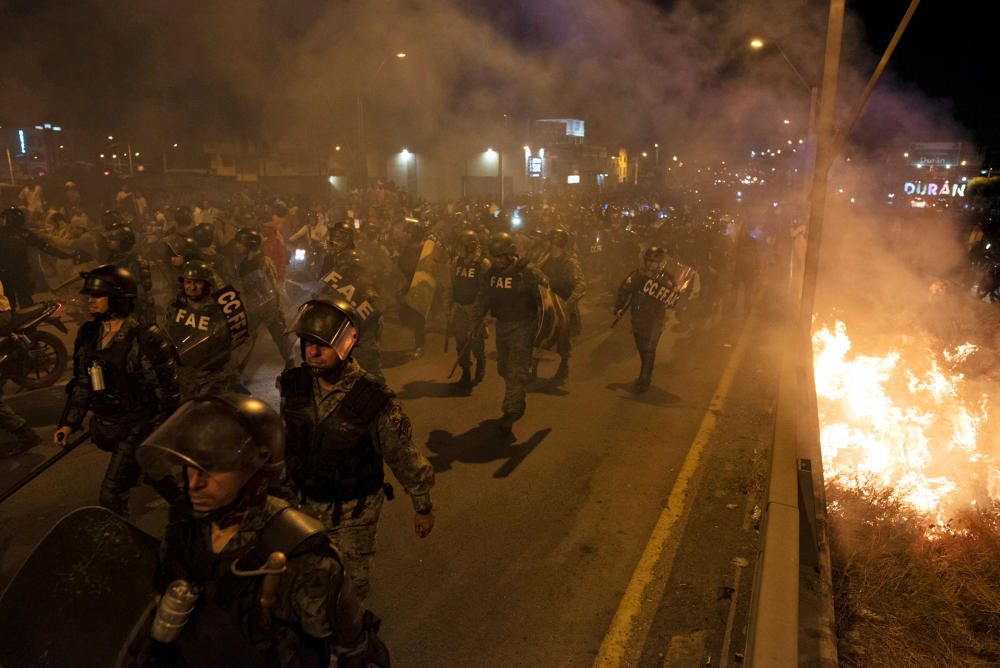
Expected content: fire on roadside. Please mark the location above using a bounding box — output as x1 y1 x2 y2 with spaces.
813 321 993 529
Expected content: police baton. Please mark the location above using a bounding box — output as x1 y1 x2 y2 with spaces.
448 317 485 379
0 431 91 504
611 295 632 328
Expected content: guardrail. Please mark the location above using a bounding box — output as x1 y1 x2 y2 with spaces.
744 262 838 667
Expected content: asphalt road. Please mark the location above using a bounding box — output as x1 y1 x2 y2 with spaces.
0 295 782 667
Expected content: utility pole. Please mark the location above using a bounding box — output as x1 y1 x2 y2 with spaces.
798 0 845 332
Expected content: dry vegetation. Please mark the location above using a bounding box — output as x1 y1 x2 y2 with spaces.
827 480 1000 667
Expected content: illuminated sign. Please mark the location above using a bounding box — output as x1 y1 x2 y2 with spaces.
909 142 962 167
528 156 542 177
18 129 26 155
566 174 581 184
903 180 966 198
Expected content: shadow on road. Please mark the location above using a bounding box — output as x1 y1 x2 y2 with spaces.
0 451 48 493
397 379 471 400
605 382 682 407
382 349 416 370
425 421 551 478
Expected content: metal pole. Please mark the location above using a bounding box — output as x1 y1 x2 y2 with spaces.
798 0 846 334
356 93 366 189
832 0 922 156
5 146 15 185
807 87 819 139
127 141 134 177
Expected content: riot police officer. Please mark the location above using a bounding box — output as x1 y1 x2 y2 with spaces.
315 250 384 379
192 221 238 285
167 261 238 399
448 229 490 387
105 225 157 325
538 227 586 384
135 394 388 667
279 299 436 600
0 206 77 310
614 246 691 393
54 265 181 516
476 232 549 430
233 227 295 369
321 221 356 277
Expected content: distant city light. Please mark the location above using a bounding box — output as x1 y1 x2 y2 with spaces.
400 148 411 159
672 155 678 161
750 38 765 49
335 145 341 151
654 143 659 148
783 119 791 125
642 152 648 158
961 160 967 166
396 52 407 58
135 152 140 157
903 152 909 158
485 148 497 156
18 129 26 154
108 135 113 140
172 143 179 148
99 153 105 158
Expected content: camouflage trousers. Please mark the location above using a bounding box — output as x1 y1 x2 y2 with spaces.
299 489 385 601
495 318 537 420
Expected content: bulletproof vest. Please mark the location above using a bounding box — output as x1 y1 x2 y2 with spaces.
76 320 152 419
540 254 575 302
487 262 538 323
452 257 484 306
631 270 676 316
279 367 389 503
161 505 330 668
238 254 278 323
167 297 231 371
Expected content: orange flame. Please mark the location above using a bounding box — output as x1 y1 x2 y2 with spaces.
813 321 991 524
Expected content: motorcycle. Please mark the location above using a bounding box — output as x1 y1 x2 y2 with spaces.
0 301 70 391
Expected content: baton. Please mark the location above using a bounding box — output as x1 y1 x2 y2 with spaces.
51 273 84 292
0 431 91 504
448 317 485 379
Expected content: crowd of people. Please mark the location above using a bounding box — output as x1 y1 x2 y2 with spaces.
0 176 779 666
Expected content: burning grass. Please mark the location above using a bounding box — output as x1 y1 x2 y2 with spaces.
828 480 1000 667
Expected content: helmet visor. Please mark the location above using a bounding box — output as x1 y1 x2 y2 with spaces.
137 398 262 480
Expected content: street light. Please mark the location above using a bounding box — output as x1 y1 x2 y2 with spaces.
357 50 408 187
749 37 817 137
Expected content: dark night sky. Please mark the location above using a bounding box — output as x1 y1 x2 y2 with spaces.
847 1 997 146
0 1 993 150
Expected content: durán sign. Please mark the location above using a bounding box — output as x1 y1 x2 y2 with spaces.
903 180 966 198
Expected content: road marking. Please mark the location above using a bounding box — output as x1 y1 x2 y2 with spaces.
593 316 752 667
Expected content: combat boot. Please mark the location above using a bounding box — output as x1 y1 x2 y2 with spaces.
551 359 569 385
458 366 472 387
13 424 41 450
474 358 486 384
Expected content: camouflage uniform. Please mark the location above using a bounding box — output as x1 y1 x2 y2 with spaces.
59 315 180 514
478 258 548 421
280 359 434 600
154 495 380 667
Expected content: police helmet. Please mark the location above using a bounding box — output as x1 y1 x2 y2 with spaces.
330 221 355 247
288 299 359 362
235 227 263 251
488 232 518 258
458 229 479 252
548 228 570 249
137 394 284 479
79 264 137 316
106 225 136 254
179 260 215 284
166 235 200 260
644 246 667 263
192 223 215 249
101 209 124 229
1 207 26 228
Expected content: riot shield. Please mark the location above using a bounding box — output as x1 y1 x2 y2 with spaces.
404 237 442 321
535 284 569 351
0 506 159 668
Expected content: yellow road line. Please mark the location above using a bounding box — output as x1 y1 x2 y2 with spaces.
594 318 753 667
